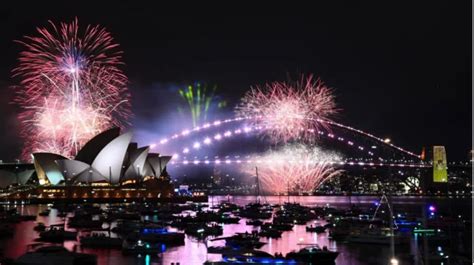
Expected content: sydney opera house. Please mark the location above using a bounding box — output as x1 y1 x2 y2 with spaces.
0 128 177 202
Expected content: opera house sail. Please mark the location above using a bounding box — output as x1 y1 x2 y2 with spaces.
1 128 176 201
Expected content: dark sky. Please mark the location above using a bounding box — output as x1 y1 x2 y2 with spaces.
0 2 471 161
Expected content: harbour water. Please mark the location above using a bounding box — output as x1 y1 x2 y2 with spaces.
0 195 470 265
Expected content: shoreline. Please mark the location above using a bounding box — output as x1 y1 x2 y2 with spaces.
0 194 470 205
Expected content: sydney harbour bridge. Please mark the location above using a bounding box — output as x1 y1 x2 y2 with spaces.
146 115 466 195
0 115 469 200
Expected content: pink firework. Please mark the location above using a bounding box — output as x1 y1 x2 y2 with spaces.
13 18 131 159
236 75 337 143
244 145 343 194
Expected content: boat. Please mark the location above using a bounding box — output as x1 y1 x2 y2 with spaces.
246 219 263 226
293 219 308 225
168 219 188 229
80 233 122 249
273 203 318 224
258 227 283 238
57 212 68 218
15 245 96 265
109 211 141 221
38 226 77 242
38 210 50 217
121 240 165 255
220 213 240 224
212 232 266 249
207 246 242 254
75 205 103 215
328 226 350 241
261 222 293 231
68 218 103 229
193 211 240 224
394 215 421 230
286 245 339 264
216 202 240 213
306 224 326 233
111 220 142 234
237 203 273 220
204 249 303 265
127 228 185 245
324 223 335 229
234 168 273 222
225 233 266 248
413 229 450 246
346 227 409 245
184 223 223 238
427 216 466 230
33 222 46 232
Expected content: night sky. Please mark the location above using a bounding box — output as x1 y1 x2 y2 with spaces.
0 2 470 161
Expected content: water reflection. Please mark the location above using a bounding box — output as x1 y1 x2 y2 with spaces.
0 196 469 265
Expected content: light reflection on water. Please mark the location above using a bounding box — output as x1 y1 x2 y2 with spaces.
0 196 467 265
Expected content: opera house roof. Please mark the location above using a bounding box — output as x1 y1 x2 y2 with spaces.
29 128 172 186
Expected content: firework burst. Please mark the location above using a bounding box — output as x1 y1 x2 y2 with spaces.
178 82 226 127
235 75 337 143
13 18 131 159
244 144 343 194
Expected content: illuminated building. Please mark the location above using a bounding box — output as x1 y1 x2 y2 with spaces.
30 128 171 185
1 128 178 201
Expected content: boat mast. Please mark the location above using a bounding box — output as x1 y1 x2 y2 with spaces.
388 168 395 264
255 167 260 204
388 193 395 263
287 181 290 204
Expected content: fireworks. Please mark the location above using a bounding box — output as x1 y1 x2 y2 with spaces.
178 82 226 127
13 18 130 159
243 144 343 194
235 75 337 143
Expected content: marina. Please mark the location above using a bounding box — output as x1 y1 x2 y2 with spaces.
0 195 470 264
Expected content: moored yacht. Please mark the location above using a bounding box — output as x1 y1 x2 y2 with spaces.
38 226 77 242
286 245 339 264
15 245 96 265
306 224 326 233
127 228 185 245
346 227 409 245
204 249 305 265
33 222 46 232
80 233 122 249
121 240 165 255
